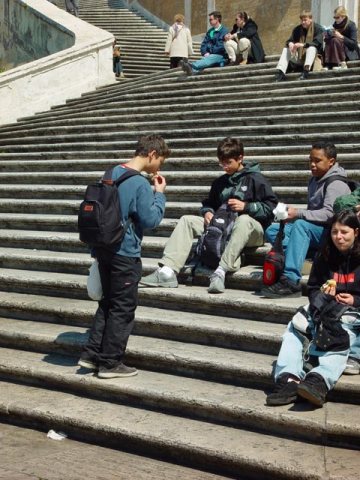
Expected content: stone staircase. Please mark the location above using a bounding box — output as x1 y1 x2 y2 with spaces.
0 44 359 479
52 0 202 78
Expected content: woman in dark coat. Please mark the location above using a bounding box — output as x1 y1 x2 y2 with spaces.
224 11 265 65
324 5 360 68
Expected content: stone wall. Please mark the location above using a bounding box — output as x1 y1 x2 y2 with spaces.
0 0 74 68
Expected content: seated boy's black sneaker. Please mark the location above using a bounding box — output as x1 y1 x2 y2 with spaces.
274 69 286 82
261 277 302 299
97 363 138 379
266 373 300 406
297 372 328 407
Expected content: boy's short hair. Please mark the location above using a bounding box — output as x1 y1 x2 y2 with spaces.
209 11 222 22
311 141 337 160
217 137 244 161
135 135 171 158
300 10 312 19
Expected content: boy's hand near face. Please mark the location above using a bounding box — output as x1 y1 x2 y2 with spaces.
153 174 166 193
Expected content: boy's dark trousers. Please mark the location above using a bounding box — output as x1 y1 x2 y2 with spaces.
83 249 142 369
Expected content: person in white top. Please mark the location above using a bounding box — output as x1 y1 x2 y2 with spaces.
165 14 193 69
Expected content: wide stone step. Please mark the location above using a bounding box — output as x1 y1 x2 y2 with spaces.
2 102 359 137
2 110 360 141
0 268 306 320
47 74 360 115
0 347 359 449
1 381 359 479
0 290 282 352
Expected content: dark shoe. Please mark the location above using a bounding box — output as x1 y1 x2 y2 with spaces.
261 277 302 299
78 353 97 370
97 363 138 379
228 60 236 66
266 373 300 406
274 70 286 82
179 59 193 76
297 373 328 407
299 70 309 80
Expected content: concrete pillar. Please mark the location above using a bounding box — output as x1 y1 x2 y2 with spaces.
312 0 358 27
207 0 215 17
184 0 191 27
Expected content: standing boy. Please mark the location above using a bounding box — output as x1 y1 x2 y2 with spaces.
78 135 170 378
261 141 351 299
140 137 277 294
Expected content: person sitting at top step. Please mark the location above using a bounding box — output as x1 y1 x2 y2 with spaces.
274 10 323 82
266 209 360 408
180 11 228 76
261 141 351 299
65 0 79 17
140 137 277 294
323 6 360 70
164 13 193 69
224 11 265 66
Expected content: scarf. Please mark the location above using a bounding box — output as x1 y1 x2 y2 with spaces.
298 22 314 61
333 16 350 34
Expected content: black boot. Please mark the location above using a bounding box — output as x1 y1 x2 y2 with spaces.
297 372 329 407
274 69 286 82
266 373 300 406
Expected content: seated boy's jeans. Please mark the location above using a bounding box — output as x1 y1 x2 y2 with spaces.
265 220 325 283
191 54 226 71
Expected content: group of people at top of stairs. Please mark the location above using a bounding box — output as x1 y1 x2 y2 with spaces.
139 136 360 407
164 7 360 79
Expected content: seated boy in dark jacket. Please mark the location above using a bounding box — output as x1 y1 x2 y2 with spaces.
140 137 277 294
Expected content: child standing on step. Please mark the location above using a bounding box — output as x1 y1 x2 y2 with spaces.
140 137 277 294
78 135 170 379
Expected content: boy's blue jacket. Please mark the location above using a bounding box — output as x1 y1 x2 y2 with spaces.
111 165 166 257
200 24 229 56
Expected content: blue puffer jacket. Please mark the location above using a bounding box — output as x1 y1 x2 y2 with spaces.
200 24 229 56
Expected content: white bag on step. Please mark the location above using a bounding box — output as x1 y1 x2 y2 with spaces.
87 259 103 301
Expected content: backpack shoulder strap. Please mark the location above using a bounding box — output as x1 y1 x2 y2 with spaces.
102 167 140 185
273 220 285 253
322 175 348 194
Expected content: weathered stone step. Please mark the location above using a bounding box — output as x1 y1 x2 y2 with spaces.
0 199 200 217
2 103 360 137
49 75 360 115
0 315 278 388
0 348 359 449
0 142 358 161
1 382 358 480
2 110 360 141
2 130 360 155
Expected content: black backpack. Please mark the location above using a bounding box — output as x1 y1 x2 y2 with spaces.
78 167 139 249
195 202 238 269
263 221 285 286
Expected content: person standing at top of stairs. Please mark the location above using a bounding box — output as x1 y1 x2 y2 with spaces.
65 0 79 17
140 137 277 294
179 11 228 76
164 13 193 69
78 135 170 379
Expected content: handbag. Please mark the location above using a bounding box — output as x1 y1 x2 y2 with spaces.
87 259 103 301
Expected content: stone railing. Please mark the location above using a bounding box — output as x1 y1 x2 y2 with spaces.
0 0 114 125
